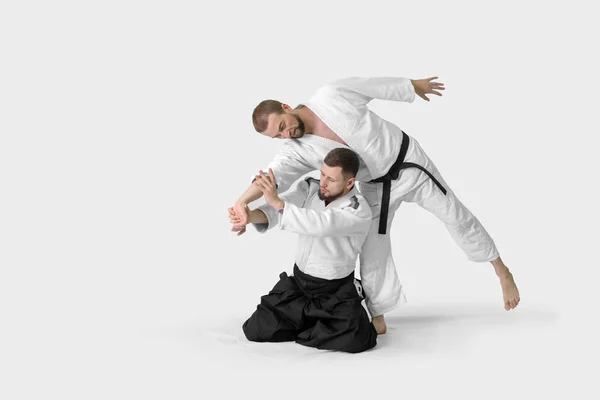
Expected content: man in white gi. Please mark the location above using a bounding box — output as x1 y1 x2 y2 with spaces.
232 148 377 353
230 76 520 335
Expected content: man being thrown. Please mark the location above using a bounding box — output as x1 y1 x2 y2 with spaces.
231 148 377 353
230 76 520 335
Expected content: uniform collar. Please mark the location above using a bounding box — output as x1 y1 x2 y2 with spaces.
324 185 359 209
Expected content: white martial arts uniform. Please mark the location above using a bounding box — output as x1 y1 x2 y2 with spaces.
253 178 372 280
260 77 500 316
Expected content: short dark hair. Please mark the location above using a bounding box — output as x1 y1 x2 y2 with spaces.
252 100 284 132
324 148 360 178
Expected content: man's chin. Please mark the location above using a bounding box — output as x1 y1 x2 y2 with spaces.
319 191 339 202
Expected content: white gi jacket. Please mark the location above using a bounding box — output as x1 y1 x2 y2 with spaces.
253 178 372 280
265 77 418 193
256 76 500 316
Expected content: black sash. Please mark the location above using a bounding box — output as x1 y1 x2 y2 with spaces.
369 131 448 235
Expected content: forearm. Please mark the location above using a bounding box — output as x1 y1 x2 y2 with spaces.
236 183 263 205
248 209 268 224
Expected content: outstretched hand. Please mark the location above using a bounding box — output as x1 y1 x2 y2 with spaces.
411 77 445 102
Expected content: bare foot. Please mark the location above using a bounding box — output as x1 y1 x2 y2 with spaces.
372 315 387 334
499 272 520 310
491 257 520 310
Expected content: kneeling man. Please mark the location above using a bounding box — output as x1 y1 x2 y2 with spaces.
230 148 377 353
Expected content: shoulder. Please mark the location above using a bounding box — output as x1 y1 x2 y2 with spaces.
311 82 343 100
272 139 309 159
304 177 320 187
341 192 372 219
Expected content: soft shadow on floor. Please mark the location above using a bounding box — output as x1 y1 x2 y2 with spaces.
171 302 558 360
372 302 558 356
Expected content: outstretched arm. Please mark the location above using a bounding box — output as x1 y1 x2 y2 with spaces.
236 183 263 206
252 170 371 237
230 143 314 235
329 76 444 106
235 142 313 206
230 169 310 235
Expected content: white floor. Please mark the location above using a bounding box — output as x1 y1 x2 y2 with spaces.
1 260 585 400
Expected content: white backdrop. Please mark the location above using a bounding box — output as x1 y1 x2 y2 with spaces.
1 1 598 399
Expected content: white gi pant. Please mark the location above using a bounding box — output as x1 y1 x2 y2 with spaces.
358 137 500 317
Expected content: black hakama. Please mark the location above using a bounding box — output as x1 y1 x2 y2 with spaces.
243 265 377 353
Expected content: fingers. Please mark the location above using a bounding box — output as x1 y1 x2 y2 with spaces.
233 203 249 224
232 223 246 232
418 93 430 102
228 208 240 224
254 172 267 186
431 89 442 97
427 76 439 81
268 168 276 185
259 169 274 186
232 226 246 236
255 171 274 192
229 209 241 221
254 177 269 192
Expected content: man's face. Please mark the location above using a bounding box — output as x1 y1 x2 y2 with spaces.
318 164 354 202
261 108 305 139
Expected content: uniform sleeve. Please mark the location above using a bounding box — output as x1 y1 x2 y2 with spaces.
258 142 314 194
329 76 416 107
251 180 310 234
278 199 372 237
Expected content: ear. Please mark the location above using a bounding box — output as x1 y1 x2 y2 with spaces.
347 177 355 189
282 103 293 112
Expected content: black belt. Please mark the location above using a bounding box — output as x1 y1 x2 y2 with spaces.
369 131 448 235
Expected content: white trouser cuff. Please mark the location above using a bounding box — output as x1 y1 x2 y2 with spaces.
367 289 408 317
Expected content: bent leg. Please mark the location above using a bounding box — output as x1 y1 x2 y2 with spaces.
296 281 377 353
242 272 307 342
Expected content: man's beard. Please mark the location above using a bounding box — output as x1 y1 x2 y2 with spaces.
318 187 344 202
289 115 305 138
